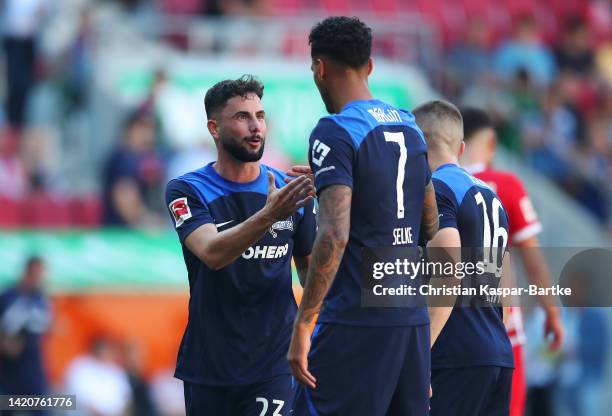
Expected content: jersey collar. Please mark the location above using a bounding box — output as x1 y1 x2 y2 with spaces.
435 163 459 172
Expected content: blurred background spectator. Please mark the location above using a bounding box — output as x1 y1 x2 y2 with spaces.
64 336 132 416
122 342 160 416
1 0 50 129
102 113 165 227
0 256 51 396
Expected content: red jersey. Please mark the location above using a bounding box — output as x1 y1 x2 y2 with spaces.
467 164 542 346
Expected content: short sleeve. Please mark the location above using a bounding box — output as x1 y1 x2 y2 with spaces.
165 179 214 243
505 176 541 243
292 198 317 257
308 118 355 194
433 178 458 230
425 161 432 185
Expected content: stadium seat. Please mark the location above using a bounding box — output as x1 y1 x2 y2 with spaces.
417 0 466 46
268 0 305 16
367 0 400 15
506 0 537 17
161 0 204 15
69 196 102 228
21 192 71 228
318 0 351 14
0 197 21 228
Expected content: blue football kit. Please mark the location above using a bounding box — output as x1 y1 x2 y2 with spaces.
166 162 316 416
292 99 432 416
429 163 514 416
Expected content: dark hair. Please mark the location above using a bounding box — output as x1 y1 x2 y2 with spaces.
309 16 372 68
566 17 586 34
204 75 264 118
25 256 43 271
460 107 493 142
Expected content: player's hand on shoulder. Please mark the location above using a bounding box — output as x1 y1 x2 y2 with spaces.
263 172 315 221
285 165 314 184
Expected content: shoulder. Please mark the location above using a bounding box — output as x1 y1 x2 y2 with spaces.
311 117 354 144
262 164 288 188
165 165 221 204
433 166 492 205
479 169 528 202
481 169 523 187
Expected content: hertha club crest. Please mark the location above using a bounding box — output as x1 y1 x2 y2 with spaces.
269 218 294 238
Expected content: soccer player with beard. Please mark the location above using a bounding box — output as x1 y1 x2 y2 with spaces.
165 75 316 415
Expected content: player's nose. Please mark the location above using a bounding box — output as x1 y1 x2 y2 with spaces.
249 116 264 134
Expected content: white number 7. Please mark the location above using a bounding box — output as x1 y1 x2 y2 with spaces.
384 131 407 219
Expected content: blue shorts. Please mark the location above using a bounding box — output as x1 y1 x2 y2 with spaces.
183 374 293 416
292 323 430 416
430 366 513 416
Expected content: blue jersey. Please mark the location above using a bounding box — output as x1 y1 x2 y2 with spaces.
431 164 514 369
0 288 51 394
308 99 431 326
165 162 316 386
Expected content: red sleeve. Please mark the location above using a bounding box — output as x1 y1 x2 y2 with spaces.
504 175 542 243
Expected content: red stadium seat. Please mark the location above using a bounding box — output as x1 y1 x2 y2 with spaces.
21 192 71 228
460 0 511 45
417 0 466 46
368 0 400 15
318 0 351 14
268 0 306 15
546 0 586 21
69 196 102 228
0 197 21 228
507 0 537 17
396 0 420 14
161 0 204 14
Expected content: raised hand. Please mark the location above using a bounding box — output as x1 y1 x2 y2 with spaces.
263 172 314 222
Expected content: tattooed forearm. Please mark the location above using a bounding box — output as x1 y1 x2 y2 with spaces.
421 180 439 241
295 185 352 325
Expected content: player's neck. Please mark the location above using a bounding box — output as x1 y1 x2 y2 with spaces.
429 154 459 172
331 80 372 113
213 157 260 183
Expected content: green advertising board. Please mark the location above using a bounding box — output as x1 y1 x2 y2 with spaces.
0 230 306 293
0 231 187 293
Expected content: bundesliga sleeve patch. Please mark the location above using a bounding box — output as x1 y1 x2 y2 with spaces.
169 197 192 228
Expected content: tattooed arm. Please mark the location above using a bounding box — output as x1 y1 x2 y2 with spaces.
420 180 439 242
287 184 352 387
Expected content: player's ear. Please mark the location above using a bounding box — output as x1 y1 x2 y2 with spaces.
459 141 465 158
207 118 220 141
488 131 497 152
316 58 326 79
366 57 373 76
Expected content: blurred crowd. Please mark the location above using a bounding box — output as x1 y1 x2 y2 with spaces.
444 11 612 226
1 0 611 231
0 0 609 232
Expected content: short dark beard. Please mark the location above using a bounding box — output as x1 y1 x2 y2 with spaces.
221 134 265 162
